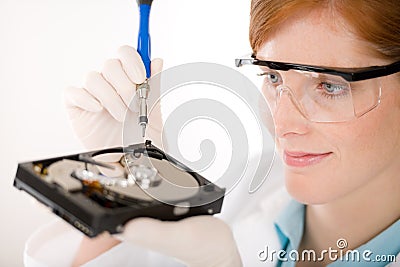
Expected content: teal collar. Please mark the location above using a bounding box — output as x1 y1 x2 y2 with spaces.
274 200 400 266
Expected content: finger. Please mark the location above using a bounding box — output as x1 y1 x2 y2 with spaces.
85 71 127 122
147 58 164 140
150 58 163 77
148 57 163 101
64 86 103 112
118 45 146 84
120 216 221 255
120 218 184 252
119 216 240 267
102 59 138 112
149 58 163 99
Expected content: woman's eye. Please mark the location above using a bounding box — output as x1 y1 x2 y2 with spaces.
265 73 281 84
321 82 348 94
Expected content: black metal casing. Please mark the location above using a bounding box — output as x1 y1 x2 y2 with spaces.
14 141 225 237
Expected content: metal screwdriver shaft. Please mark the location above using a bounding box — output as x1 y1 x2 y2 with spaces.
137 81 150 137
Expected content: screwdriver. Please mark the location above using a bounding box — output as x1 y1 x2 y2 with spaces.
136 0 153 137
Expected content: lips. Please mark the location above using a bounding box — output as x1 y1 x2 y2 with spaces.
283 150 332 167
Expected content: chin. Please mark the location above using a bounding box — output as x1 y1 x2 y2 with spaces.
284 169 341 205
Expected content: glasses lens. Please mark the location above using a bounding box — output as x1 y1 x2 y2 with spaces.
238 64 381 122
301 72 356 122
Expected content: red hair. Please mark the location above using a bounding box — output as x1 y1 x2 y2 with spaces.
249 0 400 61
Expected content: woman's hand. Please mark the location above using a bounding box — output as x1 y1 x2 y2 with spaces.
118 216 243 267
64 45 163 150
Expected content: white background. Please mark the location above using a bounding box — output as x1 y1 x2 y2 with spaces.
0 0 254 265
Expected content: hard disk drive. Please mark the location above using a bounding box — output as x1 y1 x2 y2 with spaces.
14 140 225 237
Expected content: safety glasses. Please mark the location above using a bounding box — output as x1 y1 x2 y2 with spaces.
235 54 400 82
235 54 400 122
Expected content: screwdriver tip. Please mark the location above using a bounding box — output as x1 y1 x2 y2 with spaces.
141 124 146 137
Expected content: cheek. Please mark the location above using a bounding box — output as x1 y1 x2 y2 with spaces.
338 82 400 177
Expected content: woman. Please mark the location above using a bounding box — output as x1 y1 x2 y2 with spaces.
26 0 400 266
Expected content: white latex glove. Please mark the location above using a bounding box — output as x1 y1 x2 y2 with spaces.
118 216 243 267
64 45 163 150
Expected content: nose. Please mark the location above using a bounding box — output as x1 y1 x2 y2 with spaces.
273 86 310 138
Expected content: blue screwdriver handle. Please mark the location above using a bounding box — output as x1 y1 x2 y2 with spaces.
137 0 153 78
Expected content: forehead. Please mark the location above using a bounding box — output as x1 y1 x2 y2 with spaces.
257 9 385 68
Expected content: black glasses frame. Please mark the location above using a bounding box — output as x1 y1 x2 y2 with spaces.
235 54 400 82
